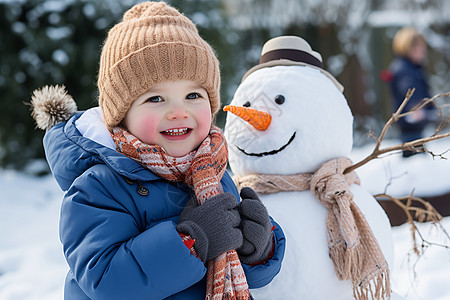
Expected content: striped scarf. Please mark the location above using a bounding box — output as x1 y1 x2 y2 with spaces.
234 158 390 300
111 125 251 300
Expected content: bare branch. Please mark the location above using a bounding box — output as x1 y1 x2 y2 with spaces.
367 125 377 141
376 89 415 153
374 193 448 255
345 90 450 174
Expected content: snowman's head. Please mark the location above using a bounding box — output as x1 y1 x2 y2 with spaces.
224 64 353 176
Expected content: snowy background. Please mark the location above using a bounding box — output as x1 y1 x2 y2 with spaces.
1 0 449 298
0 137 449 300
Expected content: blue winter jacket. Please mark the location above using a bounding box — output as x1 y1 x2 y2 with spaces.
44 109 285 300
389 56 432 131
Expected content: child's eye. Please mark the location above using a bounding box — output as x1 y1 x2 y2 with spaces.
146 96 163 103
186 93 201 100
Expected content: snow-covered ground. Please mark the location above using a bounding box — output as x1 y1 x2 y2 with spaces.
0 138 449 299
0 169 66 300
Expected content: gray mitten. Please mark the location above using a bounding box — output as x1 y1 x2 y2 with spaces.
238 187 274 265
177 193 243 262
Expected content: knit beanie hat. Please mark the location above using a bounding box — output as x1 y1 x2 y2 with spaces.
98 1 221 130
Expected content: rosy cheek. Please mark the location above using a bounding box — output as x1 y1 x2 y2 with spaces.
196 106 212 137
132 114 160 144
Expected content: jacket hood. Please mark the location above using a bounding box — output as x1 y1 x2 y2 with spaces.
44 108 159 191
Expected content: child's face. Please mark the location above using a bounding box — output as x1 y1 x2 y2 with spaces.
123 80 212 157
409 40 427 65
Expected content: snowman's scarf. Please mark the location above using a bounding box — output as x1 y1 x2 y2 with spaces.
234 158 391 300
111 125 251 300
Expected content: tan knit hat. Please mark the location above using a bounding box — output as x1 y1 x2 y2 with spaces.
98 1 221 130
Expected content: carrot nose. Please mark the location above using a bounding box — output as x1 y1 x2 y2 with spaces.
223 105 271 131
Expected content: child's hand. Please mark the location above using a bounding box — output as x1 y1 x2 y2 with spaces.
177 193 243 262
237 187 274 265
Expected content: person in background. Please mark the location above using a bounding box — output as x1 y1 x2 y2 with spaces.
386 26 435 157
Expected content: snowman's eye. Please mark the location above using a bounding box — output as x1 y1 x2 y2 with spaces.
243 101 251 107
275 95 285 105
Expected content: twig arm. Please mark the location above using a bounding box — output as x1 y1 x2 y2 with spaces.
344 91 450 174
345 131 450 174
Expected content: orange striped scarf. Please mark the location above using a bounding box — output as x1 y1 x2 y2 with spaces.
111 125 251 300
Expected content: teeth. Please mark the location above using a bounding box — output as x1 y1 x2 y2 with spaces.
163 128 189 136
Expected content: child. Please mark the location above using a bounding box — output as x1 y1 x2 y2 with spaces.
34 2 285 299
386 27 434 157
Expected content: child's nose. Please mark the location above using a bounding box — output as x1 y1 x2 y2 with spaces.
166 103 188 120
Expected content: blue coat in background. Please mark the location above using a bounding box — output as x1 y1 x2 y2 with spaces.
388 56 433 142
44 109 285 300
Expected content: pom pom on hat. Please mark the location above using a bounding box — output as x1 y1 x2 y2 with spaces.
98 1 221 131
29 85 77 131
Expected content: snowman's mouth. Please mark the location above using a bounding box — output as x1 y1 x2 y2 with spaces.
236 132 296 157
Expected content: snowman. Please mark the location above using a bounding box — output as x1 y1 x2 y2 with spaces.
224 36 403 300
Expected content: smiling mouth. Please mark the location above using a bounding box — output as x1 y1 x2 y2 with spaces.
161 128 191 136
237 132 296 157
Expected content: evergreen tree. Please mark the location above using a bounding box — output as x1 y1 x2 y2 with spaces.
0 0 132 171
